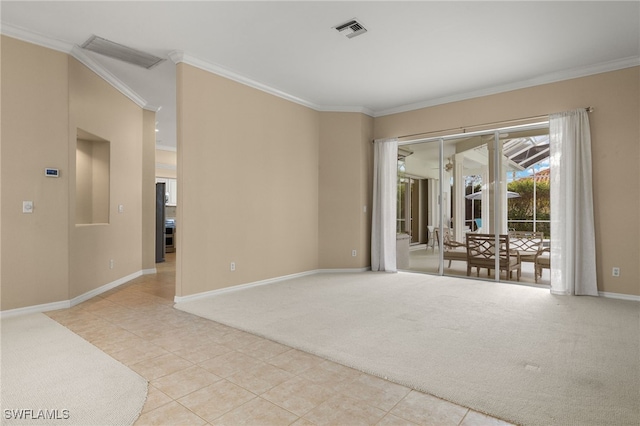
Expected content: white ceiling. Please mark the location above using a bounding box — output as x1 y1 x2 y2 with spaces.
2 1 639 149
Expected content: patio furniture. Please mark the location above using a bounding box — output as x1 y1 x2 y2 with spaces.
535 247 551 283
508 231 544 264
466 234 521 280
435 228 467 268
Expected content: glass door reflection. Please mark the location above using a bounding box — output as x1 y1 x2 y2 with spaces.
397 141 440 274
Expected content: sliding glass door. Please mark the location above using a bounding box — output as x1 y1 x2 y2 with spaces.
397 175 429 245
397 141 440 274
398 123 552 286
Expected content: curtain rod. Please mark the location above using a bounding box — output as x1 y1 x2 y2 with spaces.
380 106 593 142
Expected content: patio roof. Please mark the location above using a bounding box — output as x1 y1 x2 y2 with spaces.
502 135 550 169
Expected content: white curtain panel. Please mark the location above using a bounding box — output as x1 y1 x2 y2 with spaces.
371 138 398 272
549 109 598 295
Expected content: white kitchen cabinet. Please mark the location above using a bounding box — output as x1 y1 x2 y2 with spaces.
155 178 177 206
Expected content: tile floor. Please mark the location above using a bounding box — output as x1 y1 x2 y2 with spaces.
46 254 514 426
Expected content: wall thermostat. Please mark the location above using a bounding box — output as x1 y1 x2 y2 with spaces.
45 168 59 177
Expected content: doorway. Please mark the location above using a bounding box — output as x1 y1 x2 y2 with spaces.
399 123 552 286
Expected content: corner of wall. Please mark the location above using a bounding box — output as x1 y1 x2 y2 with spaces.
176 64 320 297
142 109 156 271
318 112 373 269
67 57 146 299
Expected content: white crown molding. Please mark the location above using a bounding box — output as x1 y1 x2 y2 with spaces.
5 24 639 119
1 22 72 53
167 50 185 64
165 50 640 118
170 50 324 112
316 105 375 117
170 50 376 116
2 23 151 110
144 104 161 112
70 46 148 109
375 56 640 117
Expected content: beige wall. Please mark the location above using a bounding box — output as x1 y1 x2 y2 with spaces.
75 137 110 225
3 34 637 311
318 112 373 269
75 139 95 224
176 64 320 297
1 36 152 310
68 57 144 298
0 37 70 309
375 67 640 296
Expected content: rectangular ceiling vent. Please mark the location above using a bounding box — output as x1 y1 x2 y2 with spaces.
334 19 367 39
81 35 165 69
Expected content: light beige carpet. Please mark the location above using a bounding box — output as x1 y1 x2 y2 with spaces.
1 313 147 425
176 272 640 426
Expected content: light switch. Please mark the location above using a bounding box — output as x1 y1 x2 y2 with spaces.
23 201 34 213
118 204 124 213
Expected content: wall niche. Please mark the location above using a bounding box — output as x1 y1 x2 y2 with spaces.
76 129 110 225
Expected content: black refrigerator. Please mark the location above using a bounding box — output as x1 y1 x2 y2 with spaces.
155 182 166 263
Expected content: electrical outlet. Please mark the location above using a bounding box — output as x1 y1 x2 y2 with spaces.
230 262 236 271
352 250 357 257
612 267 620 277
22 201 34 213
109 259 114 269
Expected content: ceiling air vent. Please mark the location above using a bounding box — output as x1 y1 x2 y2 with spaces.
81 35 165 69
334 19 367 39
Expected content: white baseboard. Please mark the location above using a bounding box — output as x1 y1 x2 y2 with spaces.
6 268 634 319
173 268 371 304
598 291 640 302
70 270 143 307
317 267 371 274
0 270 145 319
0 300 71 319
